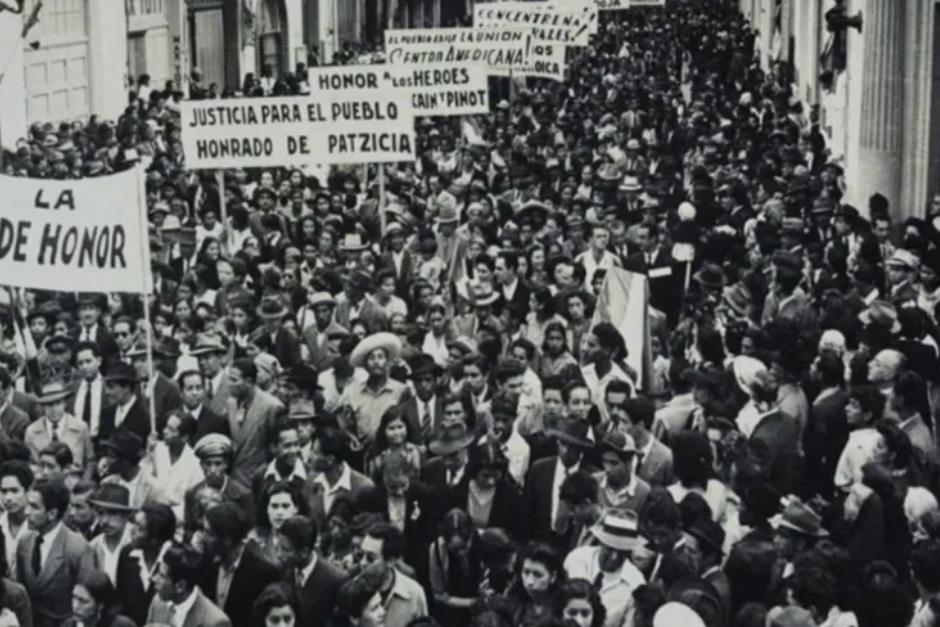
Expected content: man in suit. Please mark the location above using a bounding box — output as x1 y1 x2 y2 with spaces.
421 421 474 523
617 395 674 487
454 284 503 338
71 341 109 440
178 370 230 444
100 431 168 509
398 354 447 445
0 367 29 441
116 503 176 626
148 544 231 627
130 341 184 433
225 358 285 485
199 502 280 627
523 418 597 549
191 334 232 417
100 362 150 441
25 381 94 473
184 434 254 535
309 426 373 527
495 250 530 321
74 294 118 363
252 298 302 370
17 478 96 627
300 293 347 371
250 421 308 511
378 223 416 298
623 222 682 325
276 515 347 627
334 271 389 334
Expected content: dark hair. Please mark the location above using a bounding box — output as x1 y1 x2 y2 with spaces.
78 569 120 615
252 582 297 627
468 440 509 478
74 341 101 359
141 503 177 545
911 540 940 592
849 384 886 423
559 470 598 506
257 480 311 529
205 502 250 542
497 251 519 273
893 371 926 411
364 522 405 560
178 369 204 389
788 566 837 617
556 579 606 627
336 566 385 622
279 515 317 552
163 544 203 588
169 411 198 441
316 426 349 461
40 441 73 469
0 460 33 491
512 542 563 594
231 357 257 382
671 431 713 489
541 321 570 355
371 406 415 457
31 478 70 520
816 352 845 388
856 561 914 627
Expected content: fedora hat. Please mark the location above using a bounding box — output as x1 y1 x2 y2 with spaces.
687 517 725 555
722 282 752 317
545 417 593 449
308 292 337 309
154 337 181 359
598 430 637 458
858 299 901 333
89 483 134 513
103 362 138 385
287 399 317 422
693 263 725 291
408 353 442 378
346 270 373 291
257 298 288 320
189 334 228 356
37 381 71 405
590 509 646 552
770 495 828 538
282 364 320 389
45 334 74 353
516 200 550 224
597 163 621 182
101 431 145 461
339 233 369 253
350 332 402 369
428 420 475 456
471 283 499 307
620 175 642 193
436 204 460 225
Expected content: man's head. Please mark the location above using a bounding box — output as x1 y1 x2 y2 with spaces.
179 370 205 410
590 224 611 251
585 322 625 366
194 434 232 487
38 442 73 480
66 479 97 531
559 470 599 525
495 252 519 286
495 358 526 396
78 298 101 328
228 358 257 400
0 460 32 519
867 349 905 385
163 412 197 450
111 317 135 353
276 515 317 570
90 484 133 541
203 502 249 559
624 396 655 440
74 342 102 382
563 382 592 423
196 345 227 379
26 478 70 533
599 431 637 489
271 422 301 470
154 545 203 602
310 426 346 474
39 381 70 424
130 503 176 551
360 522 404 577
846 384 886 428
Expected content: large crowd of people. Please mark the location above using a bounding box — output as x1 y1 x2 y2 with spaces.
0 2 938 627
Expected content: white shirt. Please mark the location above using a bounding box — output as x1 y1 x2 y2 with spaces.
264 458 307 483
172 587 199 627
496 430 529 488
149 443 205 521
298 554 318 588
582 362 635 423
551 457 580 528
79 324 99 343
564 545 646 627
834 428 886 489
314 462 352 514
129 541 171 593
114 397 137 428
39 522 63 568
73 377 103 436
415 395 437 430
91 525 133 583
0 512 28 573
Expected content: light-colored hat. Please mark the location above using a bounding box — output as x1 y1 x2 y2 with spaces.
886 249 920 271
590 509 646 551
309 292 337 308
194 433 233 459
350 332 402 369
652 603 706 627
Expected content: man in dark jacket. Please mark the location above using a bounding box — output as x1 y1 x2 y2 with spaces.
276 516 347 627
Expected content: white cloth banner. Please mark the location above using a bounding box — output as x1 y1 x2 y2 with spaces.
515 41 567 81
0 169 151 293
473 2 598 46
310 64 489 117
384 28 531 77
589 267 652 388
180 90 416 169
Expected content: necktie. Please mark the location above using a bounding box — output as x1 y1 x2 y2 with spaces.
51 426 59 442
422 401 432 429
207 379 214 398
31 535 43 574
81 385 92 426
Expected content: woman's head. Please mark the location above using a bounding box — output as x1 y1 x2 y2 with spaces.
557 579 606 627
468 440 508 489
252 583 297 627
542 321 569 356
515 542 563 599
72 570 118 622
336 565 387 627
260 481 309 532
380 450 415 497
438 508 475 553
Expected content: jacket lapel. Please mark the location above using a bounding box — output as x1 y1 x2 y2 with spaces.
37 527 67 587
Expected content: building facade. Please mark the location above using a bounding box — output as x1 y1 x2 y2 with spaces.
741 0 939 222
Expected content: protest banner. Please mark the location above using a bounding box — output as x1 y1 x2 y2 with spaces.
593 0 631 9
473 2 598 46
626 0 666 6
515 41 567 81
310 64 489 117
385 28 531 76
588 267 653 389
0 169 152 293
180 89 416 169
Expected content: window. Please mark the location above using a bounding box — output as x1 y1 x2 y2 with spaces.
23 0 87 40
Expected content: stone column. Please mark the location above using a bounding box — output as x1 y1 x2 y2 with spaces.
855 0 904 217
0 13 28 152
900 0 935 219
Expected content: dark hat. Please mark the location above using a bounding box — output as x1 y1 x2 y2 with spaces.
37 381 71 404
688 517 725 555
77 293 105 310
283 364 320 389
103 361 138 385
89 483 135 512
154 337 181 359
408 353 442 378
101 431 145 461
45 334 74 353
624 396 655 428
287 399 317 422
256 298 288 320
693 263 725 290
346 270 372 291
254 187 277 203
598 431 637 458
428 421 475 456
770 495 828 538
189 334 228 356
545 417 593 449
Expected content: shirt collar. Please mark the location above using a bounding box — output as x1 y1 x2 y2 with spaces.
173 586 199 621
315 462 352 493
299 554 318 586
42 521 63 546
265 458 307 482
388 568 415 601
